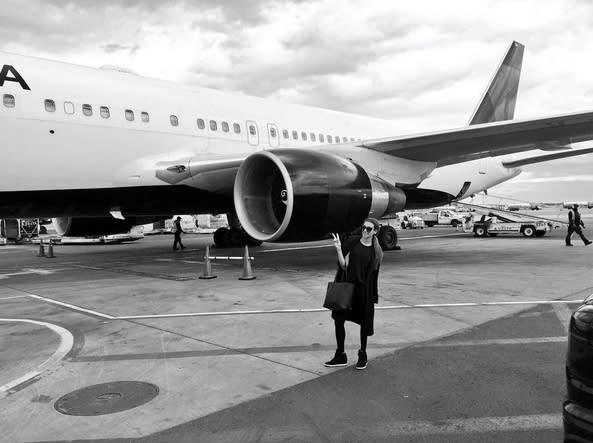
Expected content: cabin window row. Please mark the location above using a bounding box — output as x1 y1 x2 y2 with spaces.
281 128 354 144
2 95 359 143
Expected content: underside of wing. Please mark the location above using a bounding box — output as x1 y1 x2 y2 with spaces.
360 110 593 167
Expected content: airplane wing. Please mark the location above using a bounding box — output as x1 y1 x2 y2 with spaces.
360 110 593 167
501 146 593 168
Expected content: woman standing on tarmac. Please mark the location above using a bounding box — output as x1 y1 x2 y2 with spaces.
325 217 383 370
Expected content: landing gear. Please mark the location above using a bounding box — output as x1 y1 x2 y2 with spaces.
377 225 399 251
213 214 263 248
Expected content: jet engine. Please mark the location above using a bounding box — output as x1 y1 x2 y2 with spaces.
52 217 135 237
233 149 406 242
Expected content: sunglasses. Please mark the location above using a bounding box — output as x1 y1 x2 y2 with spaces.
362 226 374 232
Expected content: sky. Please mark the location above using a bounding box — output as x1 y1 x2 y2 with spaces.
1 0 592 204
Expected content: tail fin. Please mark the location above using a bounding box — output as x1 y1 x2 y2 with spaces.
469 41 524 125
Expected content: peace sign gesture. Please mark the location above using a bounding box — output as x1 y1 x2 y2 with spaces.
331 233 341 250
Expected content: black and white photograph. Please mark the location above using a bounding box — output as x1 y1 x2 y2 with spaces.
1 1 593 442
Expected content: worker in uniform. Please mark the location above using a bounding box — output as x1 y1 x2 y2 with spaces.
566 204 592 246
173 216 185 250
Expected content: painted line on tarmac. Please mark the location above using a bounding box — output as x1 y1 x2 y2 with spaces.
419 336 567 348
398 232 467 240
0 295 26 300
10 290 115 320
113 299 583 320
0 318 74 396
190 414 560 441
259 244 333 253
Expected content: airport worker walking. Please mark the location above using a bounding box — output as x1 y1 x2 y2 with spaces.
566 204 592 246
566 205 592 246
325 218 383 370
173 216 185 250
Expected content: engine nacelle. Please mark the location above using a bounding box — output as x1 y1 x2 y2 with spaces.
234 149 406 242
52 217 135 237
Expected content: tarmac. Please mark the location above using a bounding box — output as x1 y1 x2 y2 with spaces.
0 223 591 442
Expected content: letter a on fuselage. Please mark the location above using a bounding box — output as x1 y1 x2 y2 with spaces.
0 64 30 90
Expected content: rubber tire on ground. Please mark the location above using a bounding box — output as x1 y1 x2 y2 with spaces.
401 223 406 229
474 226 486 237
426 222 434 227
227 227 245 247
535 231 546 237
488 233 498 237
213 227 230 248
451 220 459 228
522 226 535 237
378 225 398 250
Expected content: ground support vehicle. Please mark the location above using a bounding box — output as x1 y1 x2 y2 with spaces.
419 210 467 228
396 213 425 229
472 213 550 237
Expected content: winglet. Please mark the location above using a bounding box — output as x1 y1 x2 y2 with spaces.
469 41 524 125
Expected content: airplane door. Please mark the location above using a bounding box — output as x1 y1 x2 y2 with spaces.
246 121 259 146
267 123 279 148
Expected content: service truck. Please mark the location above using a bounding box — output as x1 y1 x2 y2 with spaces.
418 209 467 227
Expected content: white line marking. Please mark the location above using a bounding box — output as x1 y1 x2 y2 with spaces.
0 268 55 279
419 336 566 347
259 244 333 253
18 292 115 319
398 233 467 240
114 299 583 320
0 318 74 395
0 296 26 300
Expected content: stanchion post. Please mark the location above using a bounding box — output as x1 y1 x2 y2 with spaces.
37 239 45 257
46 239 55 258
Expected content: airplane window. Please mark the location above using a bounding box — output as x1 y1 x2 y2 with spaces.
335 135 340 143
310 133 316 142
197 118 205 129
282 129 289 139
327 135 333 143
210 120 217 131
141 112 149 123
82 104 93 117
301 131 307 141
342 137 348 143
270 127 277 138
3 94 15 108
249 124 256 136
233 123 241 134
44 99 56 112
170 115 179 126
64 102 75 115
350 137 355 142
292 130 298 140
319 134 324 143
222 121 229 132
125 109 134 121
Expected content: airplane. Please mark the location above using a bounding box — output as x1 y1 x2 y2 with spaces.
2 40 593 250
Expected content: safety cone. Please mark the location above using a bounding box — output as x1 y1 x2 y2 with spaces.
199 245 217 279
238 245 256 280
46 240 55 258
37 239 45 257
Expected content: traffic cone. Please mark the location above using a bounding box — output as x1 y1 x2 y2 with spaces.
199 245 216 279
46 240 55 258
37 240 45 257
238 245 256 280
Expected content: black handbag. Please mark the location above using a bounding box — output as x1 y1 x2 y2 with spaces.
323 269 354 311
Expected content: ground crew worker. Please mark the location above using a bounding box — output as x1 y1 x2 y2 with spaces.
173 216 185 250
566 204 592 246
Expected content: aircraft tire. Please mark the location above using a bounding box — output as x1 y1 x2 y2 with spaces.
522 226 536 237
378 225 398 250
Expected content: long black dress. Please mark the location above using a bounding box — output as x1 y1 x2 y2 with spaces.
331 236 380 336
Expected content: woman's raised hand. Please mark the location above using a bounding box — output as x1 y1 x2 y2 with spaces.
331 233 341 249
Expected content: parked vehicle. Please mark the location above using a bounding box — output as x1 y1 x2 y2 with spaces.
564 294 593 442
419 210 466 227
393 213 425 229
472 213 550 237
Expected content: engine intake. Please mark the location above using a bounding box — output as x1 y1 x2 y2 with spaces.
234 149 406 242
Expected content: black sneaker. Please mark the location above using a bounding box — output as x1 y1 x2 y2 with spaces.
355 350 367 370
324 352 347 367
586 241 592 246
566 244 573 247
